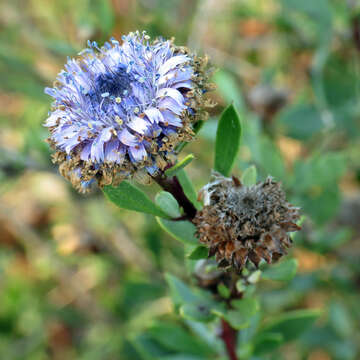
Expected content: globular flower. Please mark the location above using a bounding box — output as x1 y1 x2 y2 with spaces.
44 31 213 192
194 172 301 271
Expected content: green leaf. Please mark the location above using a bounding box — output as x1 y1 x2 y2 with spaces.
232 298 259 316
186 245 208 260
165 273 199 307
278 103 323 140
329 301 354 339
155 191 181 218
262 259 298 282
247 270 262 284
103 182 169 218
165 154 195 177
222 298 260 330
214 104 242 176
280 0 332 30
176 169 202 210
157 218 198 245
193 120 204 134
308 228 352 254
180 303 215 323
236 280 247 293
217 283 231 299
241 165 257 186
261 309 322 342
253 333 284 355
165 274 220 323
160 356 208 360
131 333 170 360
148 322 213 356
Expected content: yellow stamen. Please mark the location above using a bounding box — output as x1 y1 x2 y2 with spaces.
115 116 123 125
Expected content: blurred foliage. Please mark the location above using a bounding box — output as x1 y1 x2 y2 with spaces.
0 0 360 359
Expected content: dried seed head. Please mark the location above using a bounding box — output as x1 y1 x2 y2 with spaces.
194 172 301 271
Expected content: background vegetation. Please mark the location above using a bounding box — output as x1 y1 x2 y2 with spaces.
0 0 360 359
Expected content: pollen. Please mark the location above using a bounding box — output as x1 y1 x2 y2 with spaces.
115 116 123 125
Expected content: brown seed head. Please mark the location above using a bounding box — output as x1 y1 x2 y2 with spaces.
194 172 301 271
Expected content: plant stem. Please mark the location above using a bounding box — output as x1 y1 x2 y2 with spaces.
153 174 197 220
220 319 238 360
155 172 238 359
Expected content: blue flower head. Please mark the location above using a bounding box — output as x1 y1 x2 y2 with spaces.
45 31 213 192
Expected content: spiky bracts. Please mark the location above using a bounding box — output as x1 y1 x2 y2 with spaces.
194 172 301 271
44 31 213 192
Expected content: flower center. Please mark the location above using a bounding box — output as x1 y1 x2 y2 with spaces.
95 64 132 97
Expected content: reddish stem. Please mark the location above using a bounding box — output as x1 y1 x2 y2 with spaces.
220 319 238 360
352 16 360 52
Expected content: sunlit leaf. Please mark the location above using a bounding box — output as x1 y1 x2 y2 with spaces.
165 154 195 177
155 191 181 218
262 259 298 282
103 182 169 218
241 165 257 186
214 104 242 176
176 169 202 210
157 218 198 245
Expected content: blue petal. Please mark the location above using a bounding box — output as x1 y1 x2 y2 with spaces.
144 108 164 124
118 128 138 146
158 97 185 115
157 88 185 106
158 55 189 76
129 144 147 162
161 109 182 127
127 116 149 135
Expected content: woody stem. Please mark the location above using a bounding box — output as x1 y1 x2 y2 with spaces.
220 319 238 360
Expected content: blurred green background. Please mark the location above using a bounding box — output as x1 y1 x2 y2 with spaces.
1 0 360 359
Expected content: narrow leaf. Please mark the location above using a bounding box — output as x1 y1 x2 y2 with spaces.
218 298 259 330
262 258 298 282
165 154 195 177
261 309 322 342
214 104 242 176
180 303 215 323
148 322 213 356
253 333 284 355
131 334 169 360
157 218 198 245
193 120 205 134
177 169 202 210
186 245 208 260
165 273 199 307
103 182 169 218
241 165 257 186
155 191 181 218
